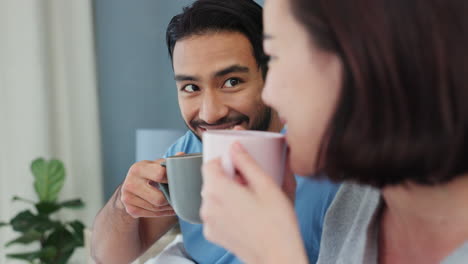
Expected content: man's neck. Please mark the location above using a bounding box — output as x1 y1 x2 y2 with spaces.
379 175 468 263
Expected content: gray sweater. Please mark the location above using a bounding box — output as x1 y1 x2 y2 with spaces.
316 184 468 264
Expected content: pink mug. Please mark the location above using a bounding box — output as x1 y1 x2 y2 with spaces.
202 130 287 185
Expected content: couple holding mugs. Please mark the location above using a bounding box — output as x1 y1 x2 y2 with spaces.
93 0 468 263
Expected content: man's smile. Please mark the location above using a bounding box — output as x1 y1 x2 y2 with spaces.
198 120 245 132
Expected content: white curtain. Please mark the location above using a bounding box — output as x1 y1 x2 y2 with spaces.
0 0 103 263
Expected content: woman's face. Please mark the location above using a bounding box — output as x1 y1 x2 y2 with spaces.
262 0 343 176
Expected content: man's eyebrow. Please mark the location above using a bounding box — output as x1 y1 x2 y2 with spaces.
174 74 200 82
213 65 250 78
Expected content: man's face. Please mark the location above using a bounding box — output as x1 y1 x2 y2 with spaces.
172 31 271 139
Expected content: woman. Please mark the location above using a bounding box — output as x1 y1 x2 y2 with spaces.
200 0 468 263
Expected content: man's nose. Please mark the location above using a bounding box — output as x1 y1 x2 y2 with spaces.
198 91 229 124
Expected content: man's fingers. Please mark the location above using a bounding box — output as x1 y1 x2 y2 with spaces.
122 178 170 207
153 210 177 217
154 204 174 211
144 181 170 205
121 192 172 212
121 192 157 212
128 160 168 183
125 205 176 218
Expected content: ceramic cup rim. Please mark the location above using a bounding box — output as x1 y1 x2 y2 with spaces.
166 153 202 160
203 130 284 138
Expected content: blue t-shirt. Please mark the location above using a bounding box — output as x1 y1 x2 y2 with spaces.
164 130 339 264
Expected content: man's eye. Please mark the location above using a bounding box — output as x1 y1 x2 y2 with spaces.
182 84 200 93
223 78 242 88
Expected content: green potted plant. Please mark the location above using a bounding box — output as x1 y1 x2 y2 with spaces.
0 158 85 264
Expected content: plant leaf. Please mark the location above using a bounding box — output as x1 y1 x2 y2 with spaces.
38 246 58 263
10 210 36 232
60 199 85 209
7 246 56 262
47 239 77 264
5 229 42 247
68 220 85 246
31 158 65 202
55 249 74 264
0 222 8 228
35 201 61 215
47 160 66 201
10 210 56 233
34 218 59 233
43 226 82 263
31 158 47 201
6 252 39 262
43 227 74 247
12 196 35 204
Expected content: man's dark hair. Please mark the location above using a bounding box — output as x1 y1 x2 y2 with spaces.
290 0 468 188
166 0 268 78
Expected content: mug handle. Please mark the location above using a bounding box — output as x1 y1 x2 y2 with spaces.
158 161 172 205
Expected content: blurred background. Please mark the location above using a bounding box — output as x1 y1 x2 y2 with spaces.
0 0 262 263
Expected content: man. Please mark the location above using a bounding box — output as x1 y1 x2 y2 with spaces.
91 1 339 263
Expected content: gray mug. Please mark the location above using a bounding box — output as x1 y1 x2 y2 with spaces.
159 153 203 224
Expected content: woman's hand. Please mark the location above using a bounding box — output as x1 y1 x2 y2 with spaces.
200 142 308 264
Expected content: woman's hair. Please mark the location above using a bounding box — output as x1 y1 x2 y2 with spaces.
290 0 468 188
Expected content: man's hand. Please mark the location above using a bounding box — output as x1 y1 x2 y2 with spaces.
91 154 182 264
119 152 185 218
